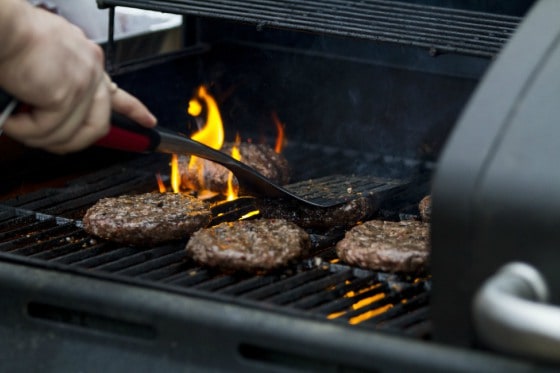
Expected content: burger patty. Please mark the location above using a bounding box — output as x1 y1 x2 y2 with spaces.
186 218 311 272
335 219 430 273
83 192 212 246
418 195 432 222
180 142 291 194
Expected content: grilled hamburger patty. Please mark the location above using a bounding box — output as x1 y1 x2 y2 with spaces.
83 192 212 246
186 218 311 272
180 142 290 193
336 220 430 273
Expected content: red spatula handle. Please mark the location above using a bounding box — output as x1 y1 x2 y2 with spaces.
1 88 160 153
95 112 161 153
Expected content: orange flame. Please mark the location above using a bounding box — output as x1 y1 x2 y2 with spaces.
271 111 286 154
170 154 180 193
156 173 167 193
226 133 242 201
189 85 224 151
326 283 393 324
163 85 287 203
185 85 226 193
349 304 393 325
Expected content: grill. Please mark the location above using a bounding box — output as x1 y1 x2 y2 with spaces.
0 149 431 335
3 0 560 371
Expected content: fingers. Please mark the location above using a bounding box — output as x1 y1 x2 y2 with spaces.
1 38 107 149
45 81 157 154
2 72 156 154
3 72 111 154
0 4 112 154
111 84 157 128
45 76 113 153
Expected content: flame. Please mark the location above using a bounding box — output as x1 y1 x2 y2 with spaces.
170 154 180 193
185 85 227 194
327 283 393 324
162 85 287 206
348 304 394 325
271 111 286 154
240 210 260 220
189 85 224 151
156 173 166 193
226 134 241 201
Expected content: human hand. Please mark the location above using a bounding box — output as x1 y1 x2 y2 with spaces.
0 1 156 154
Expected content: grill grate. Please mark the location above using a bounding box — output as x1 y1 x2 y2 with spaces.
0 151 431 339
99 0 521 58
0 211 430 337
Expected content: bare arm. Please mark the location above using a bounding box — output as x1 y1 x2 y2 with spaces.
0 0 156 154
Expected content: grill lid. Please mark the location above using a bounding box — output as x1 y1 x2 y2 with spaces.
97 0 523 58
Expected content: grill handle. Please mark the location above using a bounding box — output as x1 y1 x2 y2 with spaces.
0 87 161 153
96 111 161 152
472 262 560 363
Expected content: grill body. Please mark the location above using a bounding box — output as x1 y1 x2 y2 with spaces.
2 0 559 371
0 261 538 373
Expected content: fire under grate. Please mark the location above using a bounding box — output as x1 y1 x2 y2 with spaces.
0 151 432 340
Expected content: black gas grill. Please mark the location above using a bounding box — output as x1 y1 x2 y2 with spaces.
3 0 560 371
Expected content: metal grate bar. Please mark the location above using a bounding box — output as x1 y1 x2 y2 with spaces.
93 246 179 273
240 269 332 300
29 235 92 261
265 269 354 305
192 275 241 291
70 246 142 268
0 216 54 242
136 260 192 281
383 305 431 331
52 243 113 265
99 0 522 57
0 222 80 254
348 284 428 325
116 249 187 277
311 282 388 315
289 275 379 310
217 275 281 296
167 268 214 287
1 154 165 216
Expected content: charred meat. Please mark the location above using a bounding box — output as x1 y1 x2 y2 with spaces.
179 142 290 194
186 218 311 272
83 192 212 246
336 219 430 273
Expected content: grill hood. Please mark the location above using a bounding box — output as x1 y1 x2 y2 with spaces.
432 0 560 358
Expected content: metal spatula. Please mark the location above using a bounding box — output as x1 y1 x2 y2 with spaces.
0 85 403 208
99 113 406 208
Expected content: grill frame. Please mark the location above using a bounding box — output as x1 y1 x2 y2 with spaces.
0 260 537 372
